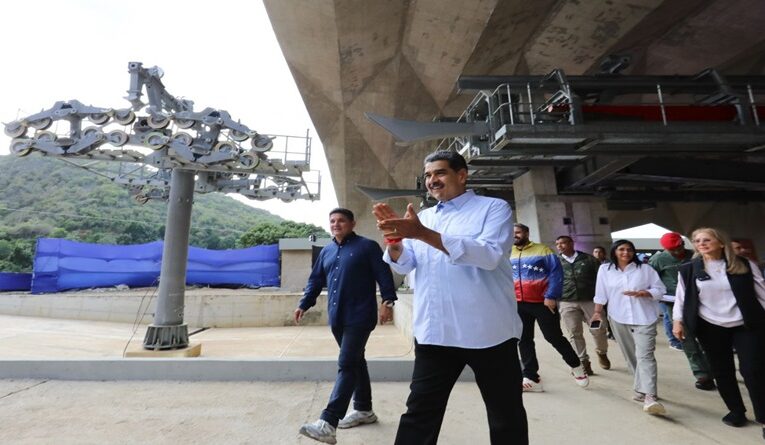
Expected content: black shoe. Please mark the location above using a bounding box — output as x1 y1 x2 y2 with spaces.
695 378 716 391
722 411 747 427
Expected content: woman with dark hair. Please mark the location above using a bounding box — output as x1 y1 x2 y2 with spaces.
591 239 666 415
673 228 765 441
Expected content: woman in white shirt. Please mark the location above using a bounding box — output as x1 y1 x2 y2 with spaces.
673 228 765 442
591 239 666 415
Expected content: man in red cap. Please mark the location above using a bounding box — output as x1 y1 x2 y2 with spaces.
649 232 715 391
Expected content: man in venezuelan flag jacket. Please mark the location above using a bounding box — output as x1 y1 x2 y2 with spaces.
509 223 589 392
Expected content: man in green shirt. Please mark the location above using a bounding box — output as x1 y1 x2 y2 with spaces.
555 235 610 375
649 232 715 391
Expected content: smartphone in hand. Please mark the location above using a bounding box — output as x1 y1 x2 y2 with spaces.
589 320 602 331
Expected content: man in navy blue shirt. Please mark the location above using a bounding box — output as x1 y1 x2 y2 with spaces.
296 207 397 444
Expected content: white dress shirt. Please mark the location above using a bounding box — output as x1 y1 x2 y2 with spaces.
673 259 765 328
593 262 666 325
383 190 522 348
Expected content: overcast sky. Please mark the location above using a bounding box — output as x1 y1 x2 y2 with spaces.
0 0 338 228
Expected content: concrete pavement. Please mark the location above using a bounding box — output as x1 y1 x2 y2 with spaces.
0 314 762 444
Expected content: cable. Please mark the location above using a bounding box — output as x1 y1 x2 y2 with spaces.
122 280 159 357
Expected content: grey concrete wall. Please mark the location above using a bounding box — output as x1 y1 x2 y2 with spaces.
0 288 416 341
280 250 312 292
0 290 329 328
514 168 612 251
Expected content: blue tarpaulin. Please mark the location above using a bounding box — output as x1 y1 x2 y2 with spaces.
31 238 280 294
0 272 33 291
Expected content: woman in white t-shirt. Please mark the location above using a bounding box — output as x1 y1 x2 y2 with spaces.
590 239 666 415
673 227 765 442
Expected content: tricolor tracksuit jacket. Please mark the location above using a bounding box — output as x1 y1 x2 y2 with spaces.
509 241 563 303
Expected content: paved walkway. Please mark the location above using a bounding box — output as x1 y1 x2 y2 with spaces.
0 314 761 444
0 314 412 359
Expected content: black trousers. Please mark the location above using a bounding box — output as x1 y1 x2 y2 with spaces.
518 301 581 381
394 339 528 445
695 318 765 423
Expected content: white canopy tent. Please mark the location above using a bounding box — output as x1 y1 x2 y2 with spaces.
611 223 692 252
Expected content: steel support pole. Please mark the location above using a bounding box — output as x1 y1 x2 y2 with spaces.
143 168 194 350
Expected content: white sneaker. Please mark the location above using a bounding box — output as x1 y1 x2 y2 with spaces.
299 419 337 444
571 365 590 388
643 394 666 415
338 410 377 429
522 377 544 392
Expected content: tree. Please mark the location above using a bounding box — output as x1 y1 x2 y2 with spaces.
0 241 35 272
0 239 11 259
0 155 316 270
50 228 69 239
239 221 328 247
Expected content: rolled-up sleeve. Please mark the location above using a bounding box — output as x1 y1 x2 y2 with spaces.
645 267 667 300
441 200 512 271
593 265 609 305
383 239 416 275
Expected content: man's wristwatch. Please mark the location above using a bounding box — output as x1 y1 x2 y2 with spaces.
383 300 395 308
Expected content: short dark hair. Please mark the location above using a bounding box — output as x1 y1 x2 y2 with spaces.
424 150 468 172
556 235 573 242
608 239 641 269
593 246 606 252
329 207 354 221
513 223 530 233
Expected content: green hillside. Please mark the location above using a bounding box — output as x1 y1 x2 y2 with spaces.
0 155 326 271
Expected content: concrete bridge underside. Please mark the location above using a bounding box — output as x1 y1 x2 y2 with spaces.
265 0 765 252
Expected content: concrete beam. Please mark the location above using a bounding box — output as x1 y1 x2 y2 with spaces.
644 0 765 74
585 0 712 74
524 0 664 75
401 0 498 109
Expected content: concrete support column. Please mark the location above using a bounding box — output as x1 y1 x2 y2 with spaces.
513 167 612 253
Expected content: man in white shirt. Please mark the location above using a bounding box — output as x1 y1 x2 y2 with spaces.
374 151 527 445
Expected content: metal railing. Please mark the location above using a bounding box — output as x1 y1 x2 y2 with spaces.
436 68 763 158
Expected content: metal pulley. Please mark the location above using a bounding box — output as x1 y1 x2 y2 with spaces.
251 134 274 152
107 130 129 147
144 131 169 150
114 109 136 125
4 121 27 138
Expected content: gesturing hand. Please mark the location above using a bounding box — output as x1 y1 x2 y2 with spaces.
373 203 402 242
376 203 424 240
372 202 399 221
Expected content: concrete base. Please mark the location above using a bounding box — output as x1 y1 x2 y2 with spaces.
124 342 202 358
